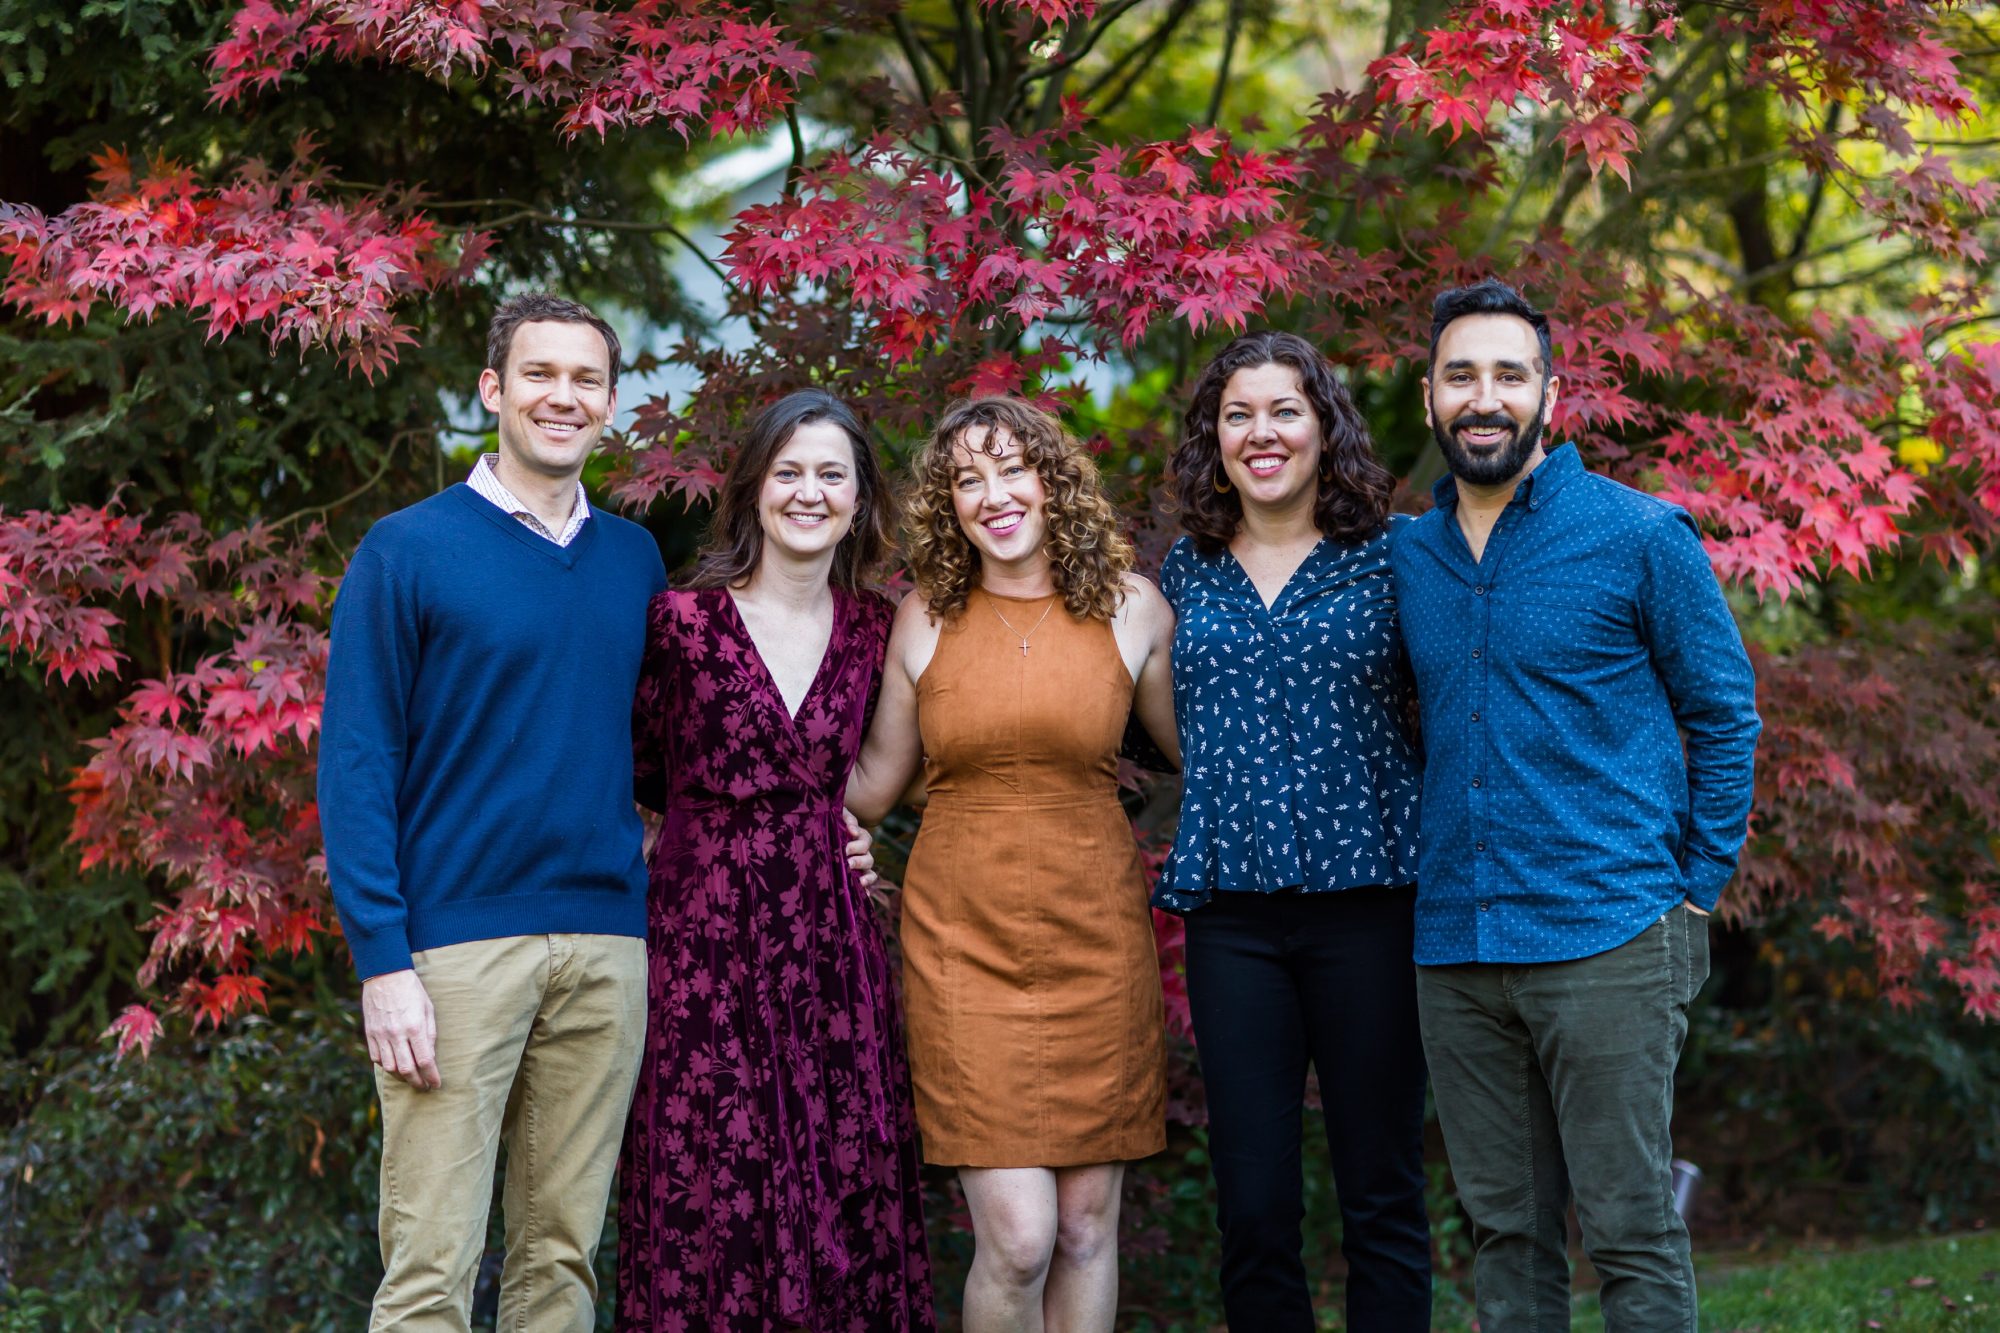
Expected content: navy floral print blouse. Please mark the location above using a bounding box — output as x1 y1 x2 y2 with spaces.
1153 521 1422 913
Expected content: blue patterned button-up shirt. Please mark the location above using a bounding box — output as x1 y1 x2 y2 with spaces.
1153 526 1421 913
1391 443 1761 965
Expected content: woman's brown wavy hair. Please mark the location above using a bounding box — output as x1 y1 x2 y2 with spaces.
1170 330 1395 556
681 389 892 593
903 397 1133 623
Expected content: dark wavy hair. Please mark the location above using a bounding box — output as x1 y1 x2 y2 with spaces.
1169 330 1395 556
903 397 1134 623
681 390 892 593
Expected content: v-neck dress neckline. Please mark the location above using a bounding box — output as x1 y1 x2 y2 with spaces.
722 584 844 726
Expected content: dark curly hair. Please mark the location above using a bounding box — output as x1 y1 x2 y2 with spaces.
681 389 892 594
1169 330 1395 556
903 397 1133 623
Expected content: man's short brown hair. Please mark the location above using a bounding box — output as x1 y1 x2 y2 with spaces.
485 293 623 389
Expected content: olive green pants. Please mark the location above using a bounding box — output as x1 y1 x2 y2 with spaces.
1418 904 1710 1332
370 933 646 1332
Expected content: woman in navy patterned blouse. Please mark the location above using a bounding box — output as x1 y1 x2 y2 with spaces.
1159 331 1430 1330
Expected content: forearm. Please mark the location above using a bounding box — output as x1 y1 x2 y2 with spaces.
1679 706 1761 904
844 746 917 825
1641 513 1764 904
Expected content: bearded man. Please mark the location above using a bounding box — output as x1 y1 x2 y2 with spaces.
1390 278 1761 1331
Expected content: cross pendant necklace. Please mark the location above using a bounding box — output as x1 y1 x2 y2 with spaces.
989 594 1056 656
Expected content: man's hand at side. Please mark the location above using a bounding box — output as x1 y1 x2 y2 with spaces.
843 810 879 889
362 968 441 1090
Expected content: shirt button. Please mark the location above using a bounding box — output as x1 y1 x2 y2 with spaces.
1471 777 1483 788
1476 840 1486 851
1478 901 1490 911
1471 711 1480 721
1471 648 1482 659
1474 585 1485 595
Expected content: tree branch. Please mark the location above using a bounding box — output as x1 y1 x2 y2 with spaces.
275 430 414 530
890 13 969 164
892 12 942 107
1015 0 1151 86
1026 17 1093 132
951 0 986 132
1202 0 1244 128
785 103 807 194
1084 0 1200 117
1079 0 1198 103
1790 247 1924 294
1540 28 1733 235
420 199 736 291
1784 104 1843 265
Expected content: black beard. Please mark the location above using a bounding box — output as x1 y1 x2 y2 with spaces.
1432 390 1547 487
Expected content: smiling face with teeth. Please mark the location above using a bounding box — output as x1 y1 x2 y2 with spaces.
1217 361 1325 523
948 424 1052 580
755 419 861 568
476 319 617 486
1423 312 1560 491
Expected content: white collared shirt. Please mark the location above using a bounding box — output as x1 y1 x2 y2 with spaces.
466 454 591 547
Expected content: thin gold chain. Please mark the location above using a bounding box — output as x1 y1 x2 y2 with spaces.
987 593 1056 656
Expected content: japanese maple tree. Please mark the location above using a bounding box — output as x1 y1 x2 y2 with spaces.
2 0 1998 1052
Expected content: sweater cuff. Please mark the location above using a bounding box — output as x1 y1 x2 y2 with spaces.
346 924 415 981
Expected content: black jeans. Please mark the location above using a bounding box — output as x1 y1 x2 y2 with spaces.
1183 886 1432 1332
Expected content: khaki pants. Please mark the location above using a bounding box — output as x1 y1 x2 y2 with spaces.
370 933 647 1332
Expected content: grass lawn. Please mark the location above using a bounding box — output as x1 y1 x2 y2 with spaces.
1409 1232 2000 1331
1698 1231 2000 1332
1133 1232 2000 1330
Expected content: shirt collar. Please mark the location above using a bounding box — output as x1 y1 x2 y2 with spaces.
1429 441 1582 512
469 454 590 531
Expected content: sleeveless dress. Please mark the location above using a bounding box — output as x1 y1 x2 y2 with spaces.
616 586 934 1333
899 588 1168 1168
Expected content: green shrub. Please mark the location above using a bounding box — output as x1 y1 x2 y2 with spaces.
0 1005 381 1331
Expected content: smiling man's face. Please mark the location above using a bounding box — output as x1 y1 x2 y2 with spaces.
478 319 616 482
1424 312 1559 489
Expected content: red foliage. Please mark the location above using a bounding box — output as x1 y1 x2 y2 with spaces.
723 117 1322 363
0 143 484 378
1369 0 1667 183
984 0 1097 27
3 0 1999 1044
1 503 330 1048
1741 622 2000 1021
211 0 812 141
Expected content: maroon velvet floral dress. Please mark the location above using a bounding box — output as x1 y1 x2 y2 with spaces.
616 585 934 1333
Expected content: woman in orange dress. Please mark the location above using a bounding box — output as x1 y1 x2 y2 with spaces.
844 397 1178 1333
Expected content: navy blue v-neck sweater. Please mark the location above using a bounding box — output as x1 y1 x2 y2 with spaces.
318 484 668 978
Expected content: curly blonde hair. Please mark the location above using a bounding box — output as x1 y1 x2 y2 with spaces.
903 397 1134 623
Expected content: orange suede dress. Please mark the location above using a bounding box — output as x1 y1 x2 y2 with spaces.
899 588 1168 1168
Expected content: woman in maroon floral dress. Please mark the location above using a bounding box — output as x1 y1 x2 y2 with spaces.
617 390 934 1332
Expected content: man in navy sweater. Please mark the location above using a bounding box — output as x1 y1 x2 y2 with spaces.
319 293 667 1330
